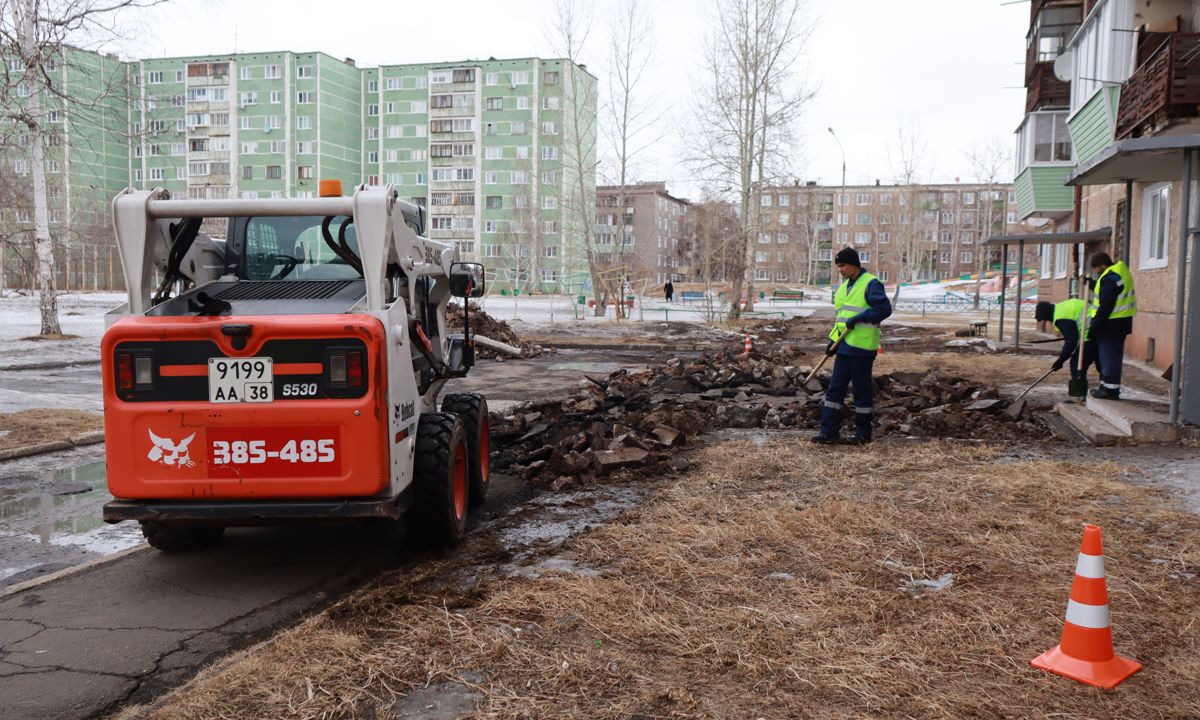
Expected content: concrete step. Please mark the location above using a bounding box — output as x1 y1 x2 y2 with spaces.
1054 402 1127 446
1085 396 1179 442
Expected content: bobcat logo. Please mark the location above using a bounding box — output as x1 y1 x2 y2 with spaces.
147 430 196 468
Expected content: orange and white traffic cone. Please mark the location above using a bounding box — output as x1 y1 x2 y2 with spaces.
1031 524 1141 689
742 332 753 356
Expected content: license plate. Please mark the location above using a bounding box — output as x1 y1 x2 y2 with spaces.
208 357 273 403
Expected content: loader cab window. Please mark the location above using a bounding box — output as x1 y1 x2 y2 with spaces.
242 215 361 281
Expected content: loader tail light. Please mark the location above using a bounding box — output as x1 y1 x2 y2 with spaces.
117 353 134 391
116 352 155 392
327 349 365 389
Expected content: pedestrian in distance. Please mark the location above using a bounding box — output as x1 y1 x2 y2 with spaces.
1034 297 1091 380
1086 251 1136 400
664 280 674 303
812 247 892 445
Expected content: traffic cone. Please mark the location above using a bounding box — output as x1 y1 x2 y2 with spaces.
1031 524 1141 689
742 332 752 356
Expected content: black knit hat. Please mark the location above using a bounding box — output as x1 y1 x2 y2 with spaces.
835 246 861 267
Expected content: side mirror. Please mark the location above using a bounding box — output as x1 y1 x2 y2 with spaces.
449 262 485 298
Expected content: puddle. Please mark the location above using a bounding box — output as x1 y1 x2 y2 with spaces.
506 556 603 579
498 490 639 553
0 460 145 589
391 671 485 719
547 361 626 374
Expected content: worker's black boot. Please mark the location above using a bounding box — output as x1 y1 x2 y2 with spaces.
810 433 838 445
844 436 872 446
1090 386 1120 401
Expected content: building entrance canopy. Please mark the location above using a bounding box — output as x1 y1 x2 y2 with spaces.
1064 134 1200 427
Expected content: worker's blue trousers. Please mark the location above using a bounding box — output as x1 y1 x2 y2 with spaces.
819 353 875 439
1097 337 1126 390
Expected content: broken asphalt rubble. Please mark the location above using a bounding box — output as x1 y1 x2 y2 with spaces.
490 345 1050 491
446 302 552 359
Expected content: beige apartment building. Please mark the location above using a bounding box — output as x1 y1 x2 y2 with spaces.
595 182 695 286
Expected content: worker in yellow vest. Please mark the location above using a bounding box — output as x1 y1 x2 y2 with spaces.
813 247 892 445
1034 297 1089 380
1087 252 1136 400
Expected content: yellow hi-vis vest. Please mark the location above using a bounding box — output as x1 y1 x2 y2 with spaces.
1089 260 1137 320
1053 297 1086 331
829 271 881 351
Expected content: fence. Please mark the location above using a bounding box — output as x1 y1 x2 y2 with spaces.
892 297 1036 316
1 242 126 292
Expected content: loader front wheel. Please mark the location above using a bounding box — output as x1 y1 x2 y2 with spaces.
412 413 470 547
139 521 224 553
440 393 490 507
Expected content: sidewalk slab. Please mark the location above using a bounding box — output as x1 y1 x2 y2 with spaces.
1055 402 1126 446
1086 396 1178 442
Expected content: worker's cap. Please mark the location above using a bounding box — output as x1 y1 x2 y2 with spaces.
834 247 861 268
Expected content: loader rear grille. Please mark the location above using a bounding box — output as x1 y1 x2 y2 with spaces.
215 280 356 302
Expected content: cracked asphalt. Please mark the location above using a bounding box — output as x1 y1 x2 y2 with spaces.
0 349 663 719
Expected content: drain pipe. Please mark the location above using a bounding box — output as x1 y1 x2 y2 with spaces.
1170 149 1192 425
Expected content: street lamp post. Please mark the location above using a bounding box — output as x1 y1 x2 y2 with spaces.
828 127 846 286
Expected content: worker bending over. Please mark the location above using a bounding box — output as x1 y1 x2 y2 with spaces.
1034 297 1087 378
1087 252 1136 400
813 247 892 445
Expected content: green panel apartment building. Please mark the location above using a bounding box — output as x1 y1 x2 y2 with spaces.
2 50 595 292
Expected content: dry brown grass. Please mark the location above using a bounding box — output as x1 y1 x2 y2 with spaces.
0 409 101 451
876 351 1053 386
121 441 1200 719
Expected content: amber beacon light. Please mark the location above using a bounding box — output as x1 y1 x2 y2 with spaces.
318 179 343 197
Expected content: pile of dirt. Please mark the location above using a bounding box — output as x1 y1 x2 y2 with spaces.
490 347 1053 490
446 303 550 359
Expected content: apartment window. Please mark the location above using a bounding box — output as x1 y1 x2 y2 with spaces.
855 213 871 225
486 97 503 111
485 73 498 86
515 96 530 110
543 71 560 85
758 232 772 244
543 220 558 234
541 146 558 160
541 96 560 111
431 168 453 182
188 162 209 176
367 151 379 163
516 145 530 159
1141 183 1170 269
267 116 281 129
878 232 891 244
297 91 312 104
838 193 849 206
367 104 379 117
297 65 312 78
542 170 558 184
856 193 871 205
880 194 892 205
511 121 528 133
265 165 282 180
297 116 312 130
456 168 475 182
940 211 954 224
241 166 254 180
484 146 503 160
411 149 427 161
541 121 558 135
940 251 952 264
940 231 953 244
270 90 281 104
484 171 498 184
836 213 849 225
47 160 61 173
1040 245 1052 279
367 79 378 92
761 194 773 207
239 91 257 106
240 116 255 130
511 170 527 184
859 251 871 263
963 192 975 205
384 102 396 114
147 71 163 84
172 143 186 155
189 138 209 152
511 71 531 85
263 64 280 79
485 195 503 209
1054 244 1068 279
176 167 187 180
855 232 871 245
1017 111 1072 169
779 212 790 225
542 196 557 210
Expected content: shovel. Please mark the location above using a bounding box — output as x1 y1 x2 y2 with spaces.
803 336 844 386
1014 367 1055 402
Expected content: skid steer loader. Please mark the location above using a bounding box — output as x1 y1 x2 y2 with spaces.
100 182 490 552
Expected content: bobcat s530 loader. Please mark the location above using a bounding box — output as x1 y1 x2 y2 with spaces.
101 182 489 552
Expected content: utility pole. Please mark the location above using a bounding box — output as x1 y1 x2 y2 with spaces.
828 127 845 288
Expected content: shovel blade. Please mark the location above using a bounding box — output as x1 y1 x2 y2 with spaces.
1068 378 1088 398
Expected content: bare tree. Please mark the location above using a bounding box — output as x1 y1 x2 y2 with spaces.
887 123 935 303
690 0 812 319
966 138 1011 307
1 0 158 335
546 0 609 316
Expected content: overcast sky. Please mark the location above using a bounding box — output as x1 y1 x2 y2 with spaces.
130 0 1030 200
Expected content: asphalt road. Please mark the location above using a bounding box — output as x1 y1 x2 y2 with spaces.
0 349 658 720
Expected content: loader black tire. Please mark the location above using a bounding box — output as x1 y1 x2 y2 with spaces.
440 393 490 507
139 521 224 552
411 413 470 547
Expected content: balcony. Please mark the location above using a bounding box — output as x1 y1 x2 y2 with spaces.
1026 63 1070 112
1115 33 1200 140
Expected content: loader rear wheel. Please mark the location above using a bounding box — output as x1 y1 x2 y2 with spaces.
441 393 490 507
412 413 470 547
139 521 224 553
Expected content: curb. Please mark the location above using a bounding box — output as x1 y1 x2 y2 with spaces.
0 430 105 462
0 545 148 599
0 359 102 372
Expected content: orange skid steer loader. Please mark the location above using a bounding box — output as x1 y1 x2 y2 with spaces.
100 183 490 552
